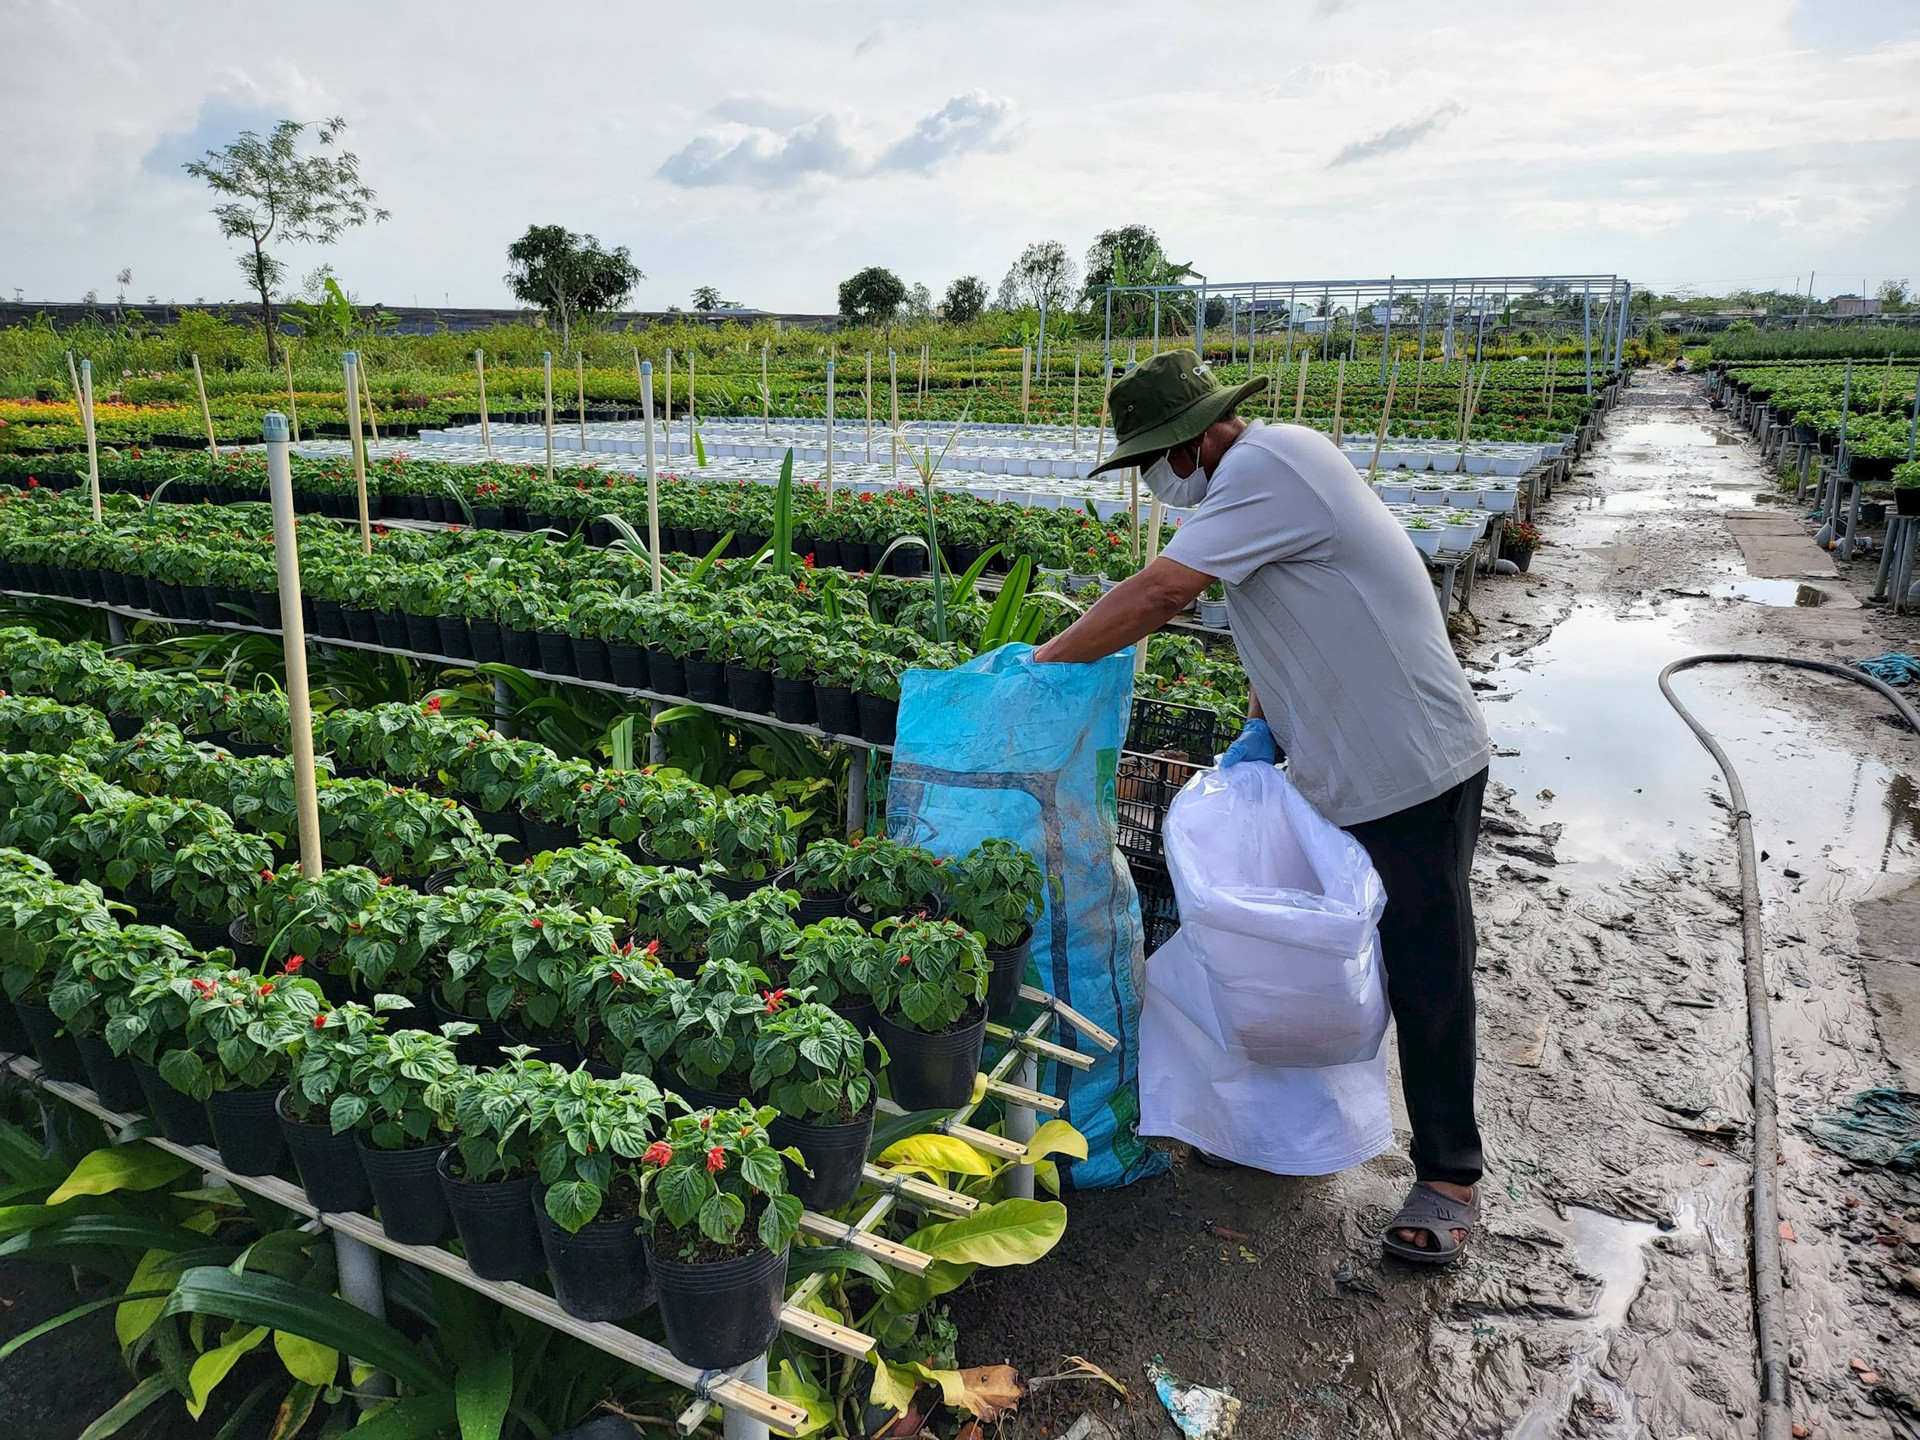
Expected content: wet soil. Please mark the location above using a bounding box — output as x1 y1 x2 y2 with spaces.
954 372 1920 1438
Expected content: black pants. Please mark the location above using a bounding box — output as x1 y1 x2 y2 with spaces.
1345 766 1487 1188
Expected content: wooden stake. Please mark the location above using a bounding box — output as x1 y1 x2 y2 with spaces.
358 357 379 443
66 350 81 409
476 350 492 457
864 350 874 463
1129 466 1139 562
1366 361 1399 481
1330 358 1346 441
1294 354 1310 422
761 342 770 440
687 348 696 458
1133 497 1164 677
79 359 102 522
825 360 836 507
1094 356 1113 466
641 361 661 594
663 348 673 440
284 349 300 442
263 413 323 878
888 349 900 480
1456 355 1472 442
1021 346 1031 422
575 353 587 449
342 352 372 554
191 354 220 458
1070 355 1082 452
542 351 555 485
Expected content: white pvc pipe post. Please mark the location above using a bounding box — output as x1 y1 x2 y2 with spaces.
863 351 873 463
263 413 324 879
1004 1052 1037 1201
1070 355 1081 454
576 352 588 449
824 360 836 507
663 348 673 454
641 362 661 594
285 349 300 442
721 1355 771 1440
761 342 770 440
78 360 102 522
1095 356 1113 467
191 354 220 458
687 348 696 459
1020 346 1031 423
332 1228 392 1403
1134 497 1165 678
845 749 866 837
542 351 555 484
475 349 492 458
341 352 372 554
889 349 900 480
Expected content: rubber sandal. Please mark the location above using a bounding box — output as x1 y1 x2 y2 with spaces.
1380 1181 1478 1265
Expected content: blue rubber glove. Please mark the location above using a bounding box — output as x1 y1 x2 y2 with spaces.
1219 717 1276 767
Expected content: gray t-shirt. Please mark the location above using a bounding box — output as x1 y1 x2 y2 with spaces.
1161 421 1489 827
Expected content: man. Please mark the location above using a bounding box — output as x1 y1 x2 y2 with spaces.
1033 350 1491 1264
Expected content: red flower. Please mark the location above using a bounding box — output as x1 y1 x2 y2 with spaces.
762 988 787 1014
284 955 306 974
423 696 442 713
897 953 912 966
378 876 392 886
313 1013 329 1028
529 917 543 928
25 478 37 489
706 1146 726 1173
610 969 624 984
191 977 216 995
259 982 275 994
260 868 275 882
643 1140 673 1166
643 939 659 957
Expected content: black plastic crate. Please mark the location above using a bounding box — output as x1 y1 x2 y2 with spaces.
1128 697 1223 765
1117 751 1202 863
1130 857 1180 957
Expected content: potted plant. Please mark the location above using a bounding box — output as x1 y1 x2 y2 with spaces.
1502 517 1541 572
845 836 945 922
442 1046 554 1282
790 838 856 923
626 867 725 975
1196 580 1229 630
335 1022 475 1244
944 838 1045 1019
705 888 801 976
443 898 609 1064
278 995 393 1213
705 794 801 898
866 915 990 1110
786 915 888 1035
0 864 119 1083
753 997 880 1209
47 922 193 1112
634 774 712 866
636 1100 805 1368
650 960 774 1108
527 1068 668 1321
160 967 325 1175
1895 461 1920 517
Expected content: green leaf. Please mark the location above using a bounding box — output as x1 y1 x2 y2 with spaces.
541 1181 601 1233
0 1214 210 1261
48 1146 195 1204
334 1393 457 1440
0 1118 67 1188
455 1347 512 1440
118 1248 176 1346
865 1108 954 1160
877 1134 995 1177
908 1198 1068 1268
1022 1119 1088 1166
186 1323 267 1419
163 1267 446 1394
0 1289 171 1363
785 1245 894 1294
768 1359 834 1436
698 1189 745 1245
272 1328 338 1386
76 1374 172 1440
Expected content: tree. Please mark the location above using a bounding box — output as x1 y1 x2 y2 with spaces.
184 117 387 366
998 241 1078 315
943 276 988 324
503 225 643 352
1877 278 1910 312
1082 225 1197 334
838 267 908 333
905 283 934 321
691 285 739 311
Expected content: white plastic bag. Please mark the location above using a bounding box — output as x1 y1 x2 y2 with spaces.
1161 763 1388 1067
1139 763 1394 1175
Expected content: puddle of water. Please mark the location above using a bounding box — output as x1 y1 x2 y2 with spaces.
1619 420 1745 448
1599 487 1758 514
1710 578 1825 607
1485 602 1920 878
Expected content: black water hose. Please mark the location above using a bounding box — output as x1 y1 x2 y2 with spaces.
1658 655 1920 1440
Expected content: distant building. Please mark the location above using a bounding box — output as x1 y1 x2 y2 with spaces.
1833 294 1884 317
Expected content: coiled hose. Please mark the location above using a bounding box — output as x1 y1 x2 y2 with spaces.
1658 655 1920 1440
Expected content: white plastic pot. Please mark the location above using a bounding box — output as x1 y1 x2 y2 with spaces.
1402 524 1446 557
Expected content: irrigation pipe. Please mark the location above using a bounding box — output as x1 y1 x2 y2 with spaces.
1657 653 1920 1440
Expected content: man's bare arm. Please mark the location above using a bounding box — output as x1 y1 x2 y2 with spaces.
1032 557 1215 665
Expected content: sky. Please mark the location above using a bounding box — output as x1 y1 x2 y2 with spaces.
3 0 1918 313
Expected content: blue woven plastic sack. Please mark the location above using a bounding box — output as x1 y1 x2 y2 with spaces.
884 642 1168 1189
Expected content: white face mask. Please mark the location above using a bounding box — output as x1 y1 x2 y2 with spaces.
1142 445 1210 508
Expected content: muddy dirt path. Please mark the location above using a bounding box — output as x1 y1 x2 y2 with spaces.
955 372 1920 1439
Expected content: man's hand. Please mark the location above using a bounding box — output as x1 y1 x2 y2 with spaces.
1031 557 1215 665
1219 717 1276 766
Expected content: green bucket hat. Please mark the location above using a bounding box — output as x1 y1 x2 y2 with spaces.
1089 349 1268 477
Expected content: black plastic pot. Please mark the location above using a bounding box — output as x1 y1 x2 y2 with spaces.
208 1086 287 1176
813 540 842 569
536 1199 652 1321
500 1020 583 1070
502 626 539 669
872 1005 986 1110
376 609 411 649
518 812 579 856
76 1034 144 1112
768 1097 874 1211
647 651 687 696
278 1090 374 1212
343 606 381 645
608 642 647 690
710 870 784 901
645 1239 789 1369
16 1000 85 1082
226 915 266 969
356 1136 453 1245
405 612 440 653
572 636 612 683
770 676 815 725
683 658 724 704
857 694 899 746
812 683 859 737
535 631 572 676
793 891 846 925
659 1068 752 1112
1511 546 1534 573
1897 487 1920 518
438 1154 544 1282
133 1057 214 1146
429 989 514 1067
984 927 1034 1020
436 616 473 660
468 619 506 665
312 599 345 638
1861 501 1888 528
725 665 774 715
